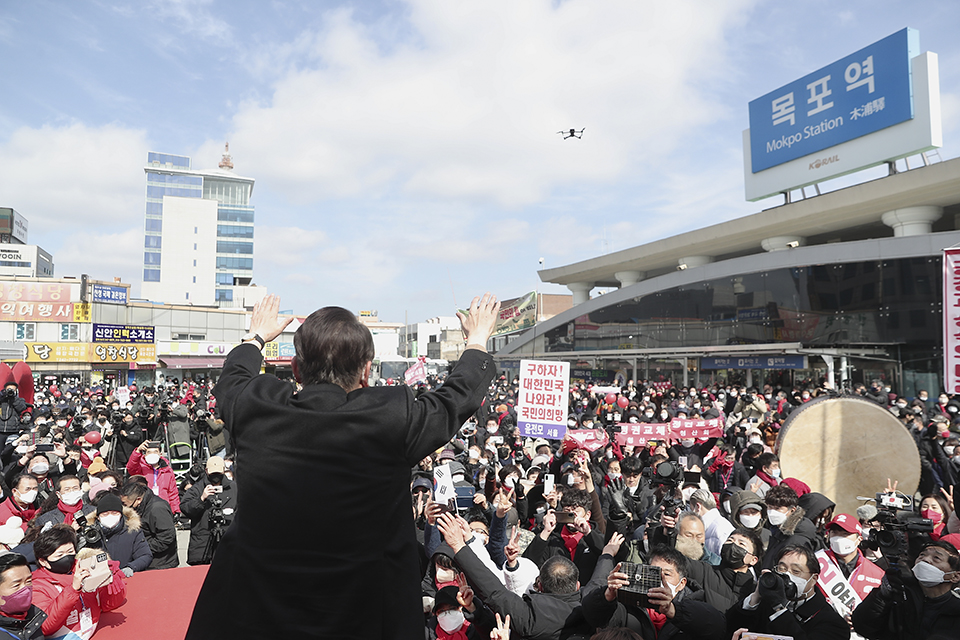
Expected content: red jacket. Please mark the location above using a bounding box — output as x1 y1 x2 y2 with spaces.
0 497 37 531
125 451 180 514
32 561 126 639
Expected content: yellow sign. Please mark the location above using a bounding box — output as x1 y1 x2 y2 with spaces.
25 343 157 364
73 303 91 323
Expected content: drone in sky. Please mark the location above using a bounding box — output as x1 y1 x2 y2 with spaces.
557 128 585 140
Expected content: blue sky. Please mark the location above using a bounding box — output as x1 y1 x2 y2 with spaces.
1 0 958 322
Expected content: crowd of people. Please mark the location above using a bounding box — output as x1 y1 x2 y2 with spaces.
0 369 230 639
0 344 955 638
407 374 960 639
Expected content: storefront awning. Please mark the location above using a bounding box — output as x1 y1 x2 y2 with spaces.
159 356 226 369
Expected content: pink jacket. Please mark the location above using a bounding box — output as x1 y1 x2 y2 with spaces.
126 450 181 514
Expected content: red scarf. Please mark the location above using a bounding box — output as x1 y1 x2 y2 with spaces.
57 499 84 525
437 619 472 640
755 469 780 487
560 527 584 559
647 608 667 632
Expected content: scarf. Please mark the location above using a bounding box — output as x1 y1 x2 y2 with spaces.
57 499 84 525
647 608 667 632
560 527 584 559
755 469 780 487
436 618 472 640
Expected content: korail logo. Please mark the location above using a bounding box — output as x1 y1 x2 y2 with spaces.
809 155 839 170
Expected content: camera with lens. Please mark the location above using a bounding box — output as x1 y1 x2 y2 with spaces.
742 393 754 405
647 461 683 488
758 571 798 601
76 518 104 551
867 492 934 561
2 388 16 400
209 494 227 542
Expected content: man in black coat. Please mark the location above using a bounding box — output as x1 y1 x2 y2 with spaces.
120 481 179 570
186 293 500 640
180 455 236 565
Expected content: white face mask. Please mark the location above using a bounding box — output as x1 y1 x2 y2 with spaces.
99 513 122 529
144 453 161 466
435 567 457 583
567 420 577 427
608 472 621 481
722 500 731 514
767 509 788 526
680 439 695 448
436 609 465 633
829 535 859 556
15 445 27 455
30 463 48 476
681 487 697 502
739 513 762 529
60 490 83 506
913 560 948 587
782 572 811 599
665 578 683 597
504 476 516 489
16 490 37 505
770 468 781 479
946 445 956 456
749 436 762 445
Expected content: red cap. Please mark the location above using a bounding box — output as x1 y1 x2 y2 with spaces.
828 513 862 536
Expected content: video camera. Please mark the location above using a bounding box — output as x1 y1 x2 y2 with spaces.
866 491 934 562
643 460 684 488
76 517 104 551
758 571 798 601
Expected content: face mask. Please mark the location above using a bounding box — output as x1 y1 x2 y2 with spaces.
566 474 576 486
644 412 654 418
14 445 27 455
830 535 859 556
145 453 161 466
60 490 83 506
680 439 695 448
921 508 943 524
946 446 956 456
913 560 949 587
504 476 516 489
99 513 122 530
665 579 683 598
660 413 669 420
605 450 614 459
436 609 465 633
608 472 621 481
30 463 48 475
567 420 577 427
770 468 782 479
16 490 37 505
45 553 75 574
767 509 788 526
722 500 731 514
749 436 762 445
896 403 907 409
721 541 748 569
0 584 32 614
468 450 480 460
56 420 67 427
435 567 456 583
802 394 809 400
486 425 498 434
781 572 810 599
478 459 489 467
739 513 761 529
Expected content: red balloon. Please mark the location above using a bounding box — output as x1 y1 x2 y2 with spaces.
617 396 629 409
84 431 102 445
604 393 617 405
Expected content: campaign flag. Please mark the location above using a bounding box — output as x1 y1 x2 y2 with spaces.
565 429 609 452
404 357 427 386
433 465 456 509
615 422 671 447
945 248 960 393
518 359 570 439
669 418 724 439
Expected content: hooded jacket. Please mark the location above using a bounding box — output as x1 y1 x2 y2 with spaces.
852 573 960 640
762 506 819 570
78 507 153 574
727 490 770 552
798 491 835 551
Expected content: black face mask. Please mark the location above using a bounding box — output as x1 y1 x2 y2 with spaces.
208 472 224 485
46 553 75 575
720 542 748 569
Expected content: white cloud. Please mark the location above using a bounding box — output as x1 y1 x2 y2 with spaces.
0 122 149 235
226 0 758 208
146 0 233 45
54 227 143 285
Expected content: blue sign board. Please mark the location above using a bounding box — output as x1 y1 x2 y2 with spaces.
92 284 128 305
748 28 918 173
701 356 806 370
93 324 155 344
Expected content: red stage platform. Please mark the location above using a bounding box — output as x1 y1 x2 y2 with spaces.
95 564 208 640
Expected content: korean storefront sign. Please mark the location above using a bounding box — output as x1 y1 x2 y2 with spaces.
92 324 155 344
25 343 158 364
944 248 960 393
517 359 570 439
91 284 128 305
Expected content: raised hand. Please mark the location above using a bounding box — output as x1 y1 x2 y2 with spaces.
248 294 294 343
456 293 501 348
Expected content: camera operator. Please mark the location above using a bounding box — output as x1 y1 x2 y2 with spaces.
852 540 960 639
0 379 28 438
180 456 236 565
89 492 152 577
197 409 228 460
733 388 768 423
728 545 850 639
112 410 142 469
131 387 162 440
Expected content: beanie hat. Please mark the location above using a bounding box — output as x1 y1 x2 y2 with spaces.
97 493 124 516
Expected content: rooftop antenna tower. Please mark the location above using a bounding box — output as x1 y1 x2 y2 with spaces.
219 142 234 170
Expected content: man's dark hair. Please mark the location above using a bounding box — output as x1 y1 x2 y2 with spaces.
120 480 149 501
34 524 77 561
621 456 643 477
731 528 764 558
294 307 375 389
756 452 779 469
0 553 28 584
539 556 579 594
55 475 80 491
648 544 689 579
12 474 36 492
923 541 960 571
778 545 818 575
560 488 591 512
765 485 799 509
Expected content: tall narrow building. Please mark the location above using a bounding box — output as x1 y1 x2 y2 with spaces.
140 145 258 307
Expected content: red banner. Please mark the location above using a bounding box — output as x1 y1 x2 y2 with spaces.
404 357 427 386
614 418 723 447
945 248 960 393
564 429 609 452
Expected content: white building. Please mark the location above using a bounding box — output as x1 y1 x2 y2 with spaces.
140 147 266 308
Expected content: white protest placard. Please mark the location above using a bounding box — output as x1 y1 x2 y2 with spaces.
114 387 130 406
518 359 570 439
433 465 456 509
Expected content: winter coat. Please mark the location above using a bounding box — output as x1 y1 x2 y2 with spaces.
180 476 237 565
726 586 850 640
78 507 153 574
701 459 751 495
0 396 27 435
126 450 180 514
852 573 960 640
762 506 819 570
32 560 127 640
113 421 144 469
135 489 179 570
0 605 46 640
581 552 728 640
684 556 756 612
33 502 96 530
522 523 606 584
0 497 38 532
203 416 227 455
727 490 770 553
